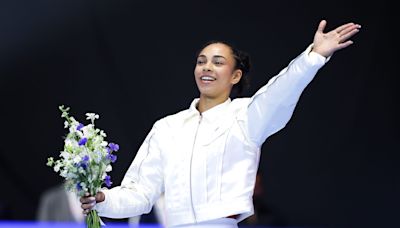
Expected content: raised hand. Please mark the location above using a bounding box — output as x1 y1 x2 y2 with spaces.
312 20 361 57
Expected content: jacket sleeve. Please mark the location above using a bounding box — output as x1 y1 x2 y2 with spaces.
95 121 164 218
246 45 329 146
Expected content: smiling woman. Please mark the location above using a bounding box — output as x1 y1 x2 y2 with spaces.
194 41 251 113
78 20 361 228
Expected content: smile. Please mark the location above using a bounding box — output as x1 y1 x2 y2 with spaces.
200 76 216 81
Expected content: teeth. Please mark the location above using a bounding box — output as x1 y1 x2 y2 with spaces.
201 76 216 81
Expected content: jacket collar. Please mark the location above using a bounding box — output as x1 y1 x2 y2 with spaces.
185 98 232 124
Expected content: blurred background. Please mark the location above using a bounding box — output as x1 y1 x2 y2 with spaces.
0 0 398 227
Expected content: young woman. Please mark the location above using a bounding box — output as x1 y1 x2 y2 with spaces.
80 20 361 227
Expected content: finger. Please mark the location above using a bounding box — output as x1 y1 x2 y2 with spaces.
80 196 96 204
317 20 327 33
81 201 96 210
95 192 103 202
335 22 356 34
80 196 95 203
339 28 360 43
339 24 361 37
337 40 354 50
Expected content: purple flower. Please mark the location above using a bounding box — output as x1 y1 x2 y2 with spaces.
76 183 82 191
104 175 112 187
82 155 89 162
76 123 84 131
106 153 117 163
108 143 119 152
80 155 89 169
78 138 87 146
111 154 117 163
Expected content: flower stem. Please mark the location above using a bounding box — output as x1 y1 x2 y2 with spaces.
86 210 101 228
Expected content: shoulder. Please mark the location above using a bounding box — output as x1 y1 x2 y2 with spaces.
230 97 251 112
231 97 251 107
153 108 192 129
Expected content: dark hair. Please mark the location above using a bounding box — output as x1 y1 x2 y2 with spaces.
196 40 251 96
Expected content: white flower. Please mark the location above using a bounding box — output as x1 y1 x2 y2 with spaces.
60 169 68 178
64 121 69 129
105 164 112 172
95 151 102 163
68 126 77 134
66 172 77 179
60 151 70 159
46 157 54 166
82 124 95 138
73 155 81 164
86 113 99 124
54 163 61 172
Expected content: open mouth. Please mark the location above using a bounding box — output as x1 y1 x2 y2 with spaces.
200 75 216 82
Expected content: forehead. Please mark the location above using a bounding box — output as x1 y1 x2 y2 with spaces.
199 43 232 57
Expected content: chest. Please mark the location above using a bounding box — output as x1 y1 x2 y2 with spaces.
161 116 250 172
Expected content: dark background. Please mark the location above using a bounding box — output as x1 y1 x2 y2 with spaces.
0 0 398 227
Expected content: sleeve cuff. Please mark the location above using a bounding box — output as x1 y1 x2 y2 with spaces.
305 43 331 65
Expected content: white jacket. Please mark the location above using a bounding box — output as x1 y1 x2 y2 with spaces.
95 45 328 227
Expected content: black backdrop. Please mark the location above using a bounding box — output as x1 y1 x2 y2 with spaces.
0 0 398 227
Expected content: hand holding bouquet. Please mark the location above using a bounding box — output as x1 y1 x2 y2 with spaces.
47 105 119 228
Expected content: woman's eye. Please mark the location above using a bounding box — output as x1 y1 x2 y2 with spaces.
214 61 223 65
197 60 205 64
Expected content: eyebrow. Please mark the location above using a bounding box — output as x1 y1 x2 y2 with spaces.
197 54 227 60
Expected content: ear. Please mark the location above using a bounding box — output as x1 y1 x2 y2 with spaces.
231 69 242 85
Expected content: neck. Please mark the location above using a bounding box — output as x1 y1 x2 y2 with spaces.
197 94 229 113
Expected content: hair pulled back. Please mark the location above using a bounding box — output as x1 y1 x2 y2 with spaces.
197 40 251 96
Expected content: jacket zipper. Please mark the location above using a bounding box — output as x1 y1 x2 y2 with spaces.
189 114 202 222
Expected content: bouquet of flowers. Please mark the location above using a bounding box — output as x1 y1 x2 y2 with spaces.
47 105 119 228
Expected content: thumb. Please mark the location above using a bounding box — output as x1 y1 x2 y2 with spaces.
317 20 327 33
95 191 105 203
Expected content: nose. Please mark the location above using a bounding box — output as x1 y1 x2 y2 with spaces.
202 62 212 72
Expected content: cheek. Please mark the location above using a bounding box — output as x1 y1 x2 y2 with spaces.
218 69 234 81
194 66 201 76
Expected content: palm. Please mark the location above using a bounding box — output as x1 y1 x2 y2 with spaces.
312 20 361 57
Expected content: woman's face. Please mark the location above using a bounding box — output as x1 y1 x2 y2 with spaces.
194 43 241 100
